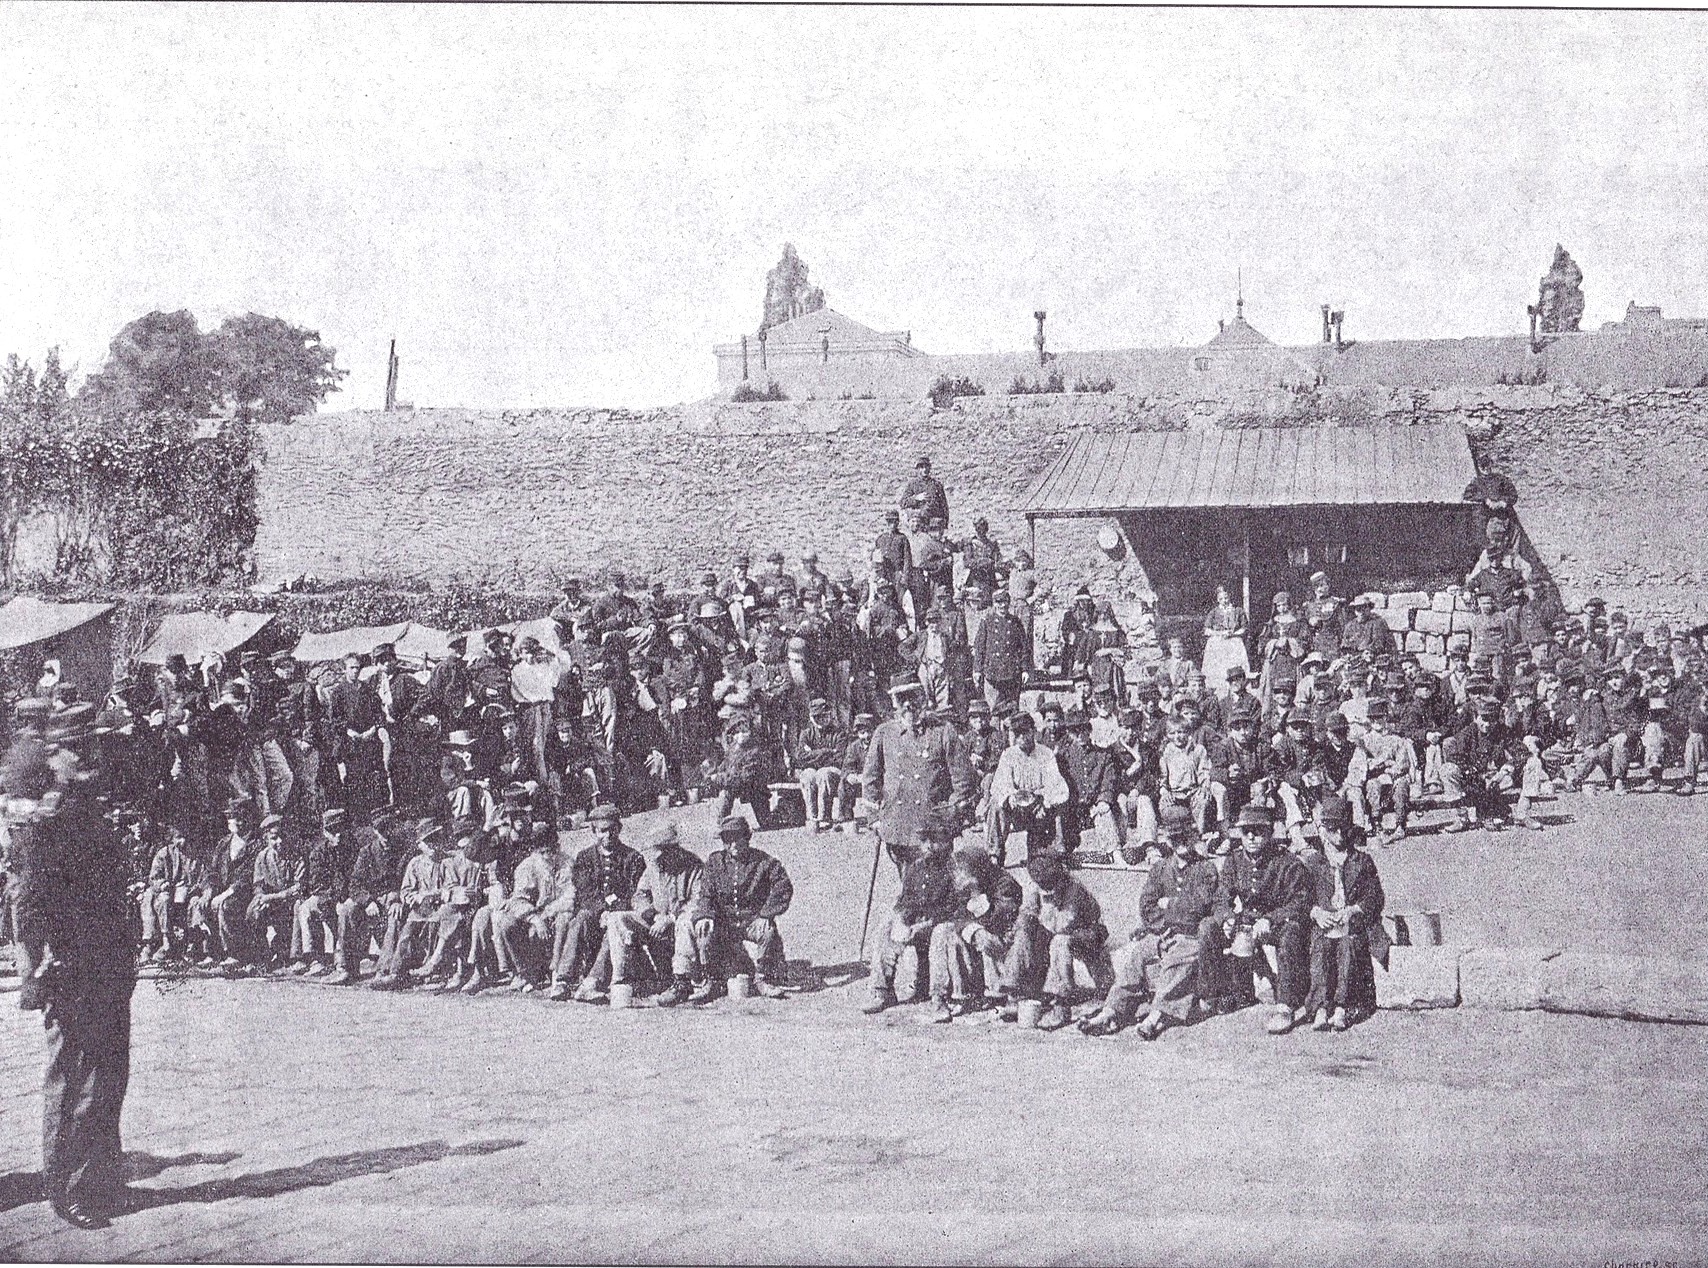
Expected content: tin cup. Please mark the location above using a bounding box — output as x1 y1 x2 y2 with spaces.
609 982 634 1009
1016 998 1044 1028
727 974 753 1000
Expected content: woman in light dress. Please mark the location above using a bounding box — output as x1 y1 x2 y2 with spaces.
1200 584 1251 696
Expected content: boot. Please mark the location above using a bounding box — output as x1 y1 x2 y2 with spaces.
547 979 573 1002
324 966 354 986
655 977 691 1007
687 977 719 1003
752 974 788 999
861 986 895 1015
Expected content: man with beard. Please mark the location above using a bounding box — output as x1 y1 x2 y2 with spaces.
862 675 976 872
1203 804 1315 1033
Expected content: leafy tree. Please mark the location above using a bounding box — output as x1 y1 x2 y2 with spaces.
0 351 70 584
78 309 216 418
209 312 346 424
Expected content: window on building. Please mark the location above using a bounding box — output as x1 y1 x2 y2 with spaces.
1289 542 1349 568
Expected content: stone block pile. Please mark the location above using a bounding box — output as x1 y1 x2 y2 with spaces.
1356 589 1475 671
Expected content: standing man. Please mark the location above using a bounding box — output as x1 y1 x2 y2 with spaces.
6 702 137 1229
900 455 949 534
958 517 1003 597
861 675 976 871
972 589 1030 715
873 511 914 609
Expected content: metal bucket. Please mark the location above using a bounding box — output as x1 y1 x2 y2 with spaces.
609 982 634 1009
1016 998 1044 1029
727 974 752 1000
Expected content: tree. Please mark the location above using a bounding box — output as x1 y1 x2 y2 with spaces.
0 351 70 585
761 244 826 333
1536 245 1585 334
209 312 346 424
79 309 216 418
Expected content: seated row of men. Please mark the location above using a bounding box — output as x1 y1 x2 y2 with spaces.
864 794 1384 1037
136 801 795 1004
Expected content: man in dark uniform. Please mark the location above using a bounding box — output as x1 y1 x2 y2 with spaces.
5 701 137 1229
900 455 949 534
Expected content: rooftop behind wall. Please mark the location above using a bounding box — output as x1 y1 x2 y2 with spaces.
257 385 1708 623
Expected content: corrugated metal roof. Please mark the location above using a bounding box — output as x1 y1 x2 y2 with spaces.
1020 423 1473 514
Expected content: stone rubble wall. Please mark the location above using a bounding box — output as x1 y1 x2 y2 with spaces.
256 385 1708 624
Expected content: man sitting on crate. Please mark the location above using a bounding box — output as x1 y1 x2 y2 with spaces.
1201 803 1316 1035
689 815 794 1000
862 806 964 1021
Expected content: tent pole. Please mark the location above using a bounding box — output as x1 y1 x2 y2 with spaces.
1027 514 1036 564
1241 515 1253 619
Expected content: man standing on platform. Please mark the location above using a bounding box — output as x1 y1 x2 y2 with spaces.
900 455 949 534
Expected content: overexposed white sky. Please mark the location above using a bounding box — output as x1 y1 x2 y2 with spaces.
3 4 1706 408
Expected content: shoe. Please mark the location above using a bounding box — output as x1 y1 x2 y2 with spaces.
1038 1002 1072 1031
304 960 331 977
408 962 442 981
218 956 240 970
1310 1008 1332 1031
461 971 490 995
547 980 572 1001
687 978 719 1003
861 989 894 1015
442 966 469 992
1613 779 1628 795
369 974 401 991
1678 785 1696 797
1078 1014 1121 1037
1522 816 1544 832
926 998 953 1024
655 980 690 1007
1389 825 1407 842
51 1199 109 1230
148 947 167 964
288 960 313 976
1329 1006 1350 1031
1441 817 1468 834
1134 1014 1167 1041
1265 1005 1297 1035
571 978 605 1003
323 968 353 986
752 976 788 999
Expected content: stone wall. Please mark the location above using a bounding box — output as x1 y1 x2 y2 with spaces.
256 385 1708 624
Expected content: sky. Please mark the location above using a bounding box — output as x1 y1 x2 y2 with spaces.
3 5 1707 410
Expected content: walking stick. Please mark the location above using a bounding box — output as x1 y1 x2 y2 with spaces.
857 832 884 961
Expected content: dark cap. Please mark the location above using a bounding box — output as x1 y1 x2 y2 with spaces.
587 804 622 825
1236 804 1274 831
1318 795 1353 829
718 814 752 839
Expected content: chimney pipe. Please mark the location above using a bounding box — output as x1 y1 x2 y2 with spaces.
1321 304 1332 344
1034 310 1048 365
384 339 399 411
1331 310 1345 351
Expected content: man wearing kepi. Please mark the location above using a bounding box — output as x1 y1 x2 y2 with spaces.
5 702 137 1229
1202 803 1315 1035
691 815 793 1000
861 806 963 1021
621 820 706 1006
862 673 975 872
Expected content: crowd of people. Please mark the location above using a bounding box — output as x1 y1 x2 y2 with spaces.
4 453 1707 1038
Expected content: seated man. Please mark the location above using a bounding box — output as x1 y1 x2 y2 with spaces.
1303 795 1389 1031
944 846 1025 1010
1078 806 1219 1039
246 814 303 970
410 821 489 991
549 804 647 1002
998 852 1111 1031
292 807 353 975
1201 804 1314 1034
793 697 847 832
371 820 446 988
207 801 260 969
1357 700 1413 842
626 821 707 1005
328 810 396 984
140 826 199 962
470 820 571 993
984 711 1069 866
1440 699 1519 832
835 713 876 825
1157 715 1212 834
862 806 963 1021
689 814 794 1000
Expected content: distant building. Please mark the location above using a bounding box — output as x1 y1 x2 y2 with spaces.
714 308 925 387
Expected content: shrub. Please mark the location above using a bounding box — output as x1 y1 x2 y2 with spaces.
1073 375 1117 394
1007 370 1067 396
928 376 984 409
732 381 788 403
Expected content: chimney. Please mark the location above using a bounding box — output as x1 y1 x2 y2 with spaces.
1321 305 1332 344
1034 310 1048 365
740 334 749 381
1331 310 1345 351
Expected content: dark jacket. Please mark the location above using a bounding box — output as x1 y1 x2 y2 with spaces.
1309 847 1390 960
1212 846 1313 926
569 842 647 916
1138 852 1221 938
894 849 962 926
694 847 793 924
972 611 1030 685
951 850 1023 937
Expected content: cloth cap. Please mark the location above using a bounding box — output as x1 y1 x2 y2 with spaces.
587 804 622 825
1318 795 1353 829
1236 804 1274 831
645 822 680 850
1324 712 1350 732
718 814 752 839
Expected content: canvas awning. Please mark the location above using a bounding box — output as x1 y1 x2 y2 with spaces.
1020 423 1474 516
291 622 412 665
137 611 276 665
0 597 115 651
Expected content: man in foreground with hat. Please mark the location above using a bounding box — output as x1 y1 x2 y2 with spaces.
293 807 355 976
862 673 975 872
971 588 1029 716
690 815 794 1000
1439 698 1520 833
1205 804 1315 1034
997 851 1110 1031
626 821 707 1006
549 804 646 1002
246 814 302 970
1356 700 1414 842
470 820 571 993
371 819 446 988
861 805 963 1020
1303 794 1388 1032
5 699 138 1227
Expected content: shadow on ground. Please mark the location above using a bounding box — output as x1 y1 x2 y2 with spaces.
0 1150 245 1214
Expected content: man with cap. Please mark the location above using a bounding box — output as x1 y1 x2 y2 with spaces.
798 549 832 599
873 509 914 600
1304 571 1343 634
942 844 1025 1010
548 577 591 629
269 651 324 823
1272 708 1325 839
690 814 794 999
1356 700 1414 841
971 589 1030 715
1316 712 1369 828
862 673 976 872
996 852 1110 1031
549 804 647 1002
758 551 798 607
1204 804 1315 1033
912 520 955 621
1339 595 1394 659
1303 794 1388 1031
408 819 489 990
628 821 708 1005
1439 698 1519 832
719 553 762 639
246 814 302 970
899 455 949 535
957 517 1003 598
328 652 386 814
328 809 396 984
862 804 964 1020
139 825 199 962
1078 806 1219 1039
1207 702 1274 827
591 572 643 634
6 699 138 1227
371 819 447 987
472 820 572 992
292 807 355 975
793 697 848 832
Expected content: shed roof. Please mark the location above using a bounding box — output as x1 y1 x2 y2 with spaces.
1020 423 1474 516
137 611 276 665
0 597 115 652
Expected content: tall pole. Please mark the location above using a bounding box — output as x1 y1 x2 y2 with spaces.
384 339 399 412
